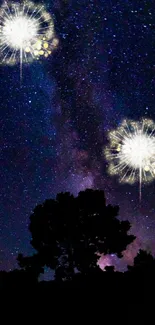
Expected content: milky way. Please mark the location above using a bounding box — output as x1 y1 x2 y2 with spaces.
0 0 155 273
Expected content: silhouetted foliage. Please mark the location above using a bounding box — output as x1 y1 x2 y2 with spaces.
128 249 155 274
104 265 115 272
19 189 135 280
17 253 44 279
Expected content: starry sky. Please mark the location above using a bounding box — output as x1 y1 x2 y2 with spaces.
0 0 155 272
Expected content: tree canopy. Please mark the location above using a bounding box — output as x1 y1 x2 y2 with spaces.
18 189 135 280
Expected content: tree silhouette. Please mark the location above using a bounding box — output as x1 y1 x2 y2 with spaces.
18 189 135 280
128 249 155 274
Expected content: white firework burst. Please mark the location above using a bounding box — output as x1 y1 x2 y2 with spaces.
0 1 58 79
105 119 155 201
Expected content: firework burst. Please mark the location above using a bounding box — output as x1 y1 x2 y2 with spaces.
0 1 58 79
105 119 155 200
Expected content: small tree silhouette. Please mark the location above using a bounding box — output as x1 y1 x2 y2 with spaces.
128 249 155 274
18 189 135 280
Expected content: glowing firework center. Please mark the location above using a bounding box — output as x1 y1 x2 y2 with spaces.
121 132 155 170
105 119 155 200
0 1 58 77
2 16 38 49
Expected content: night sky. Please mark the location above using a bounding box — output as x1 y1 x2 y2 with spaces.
0 0 155 273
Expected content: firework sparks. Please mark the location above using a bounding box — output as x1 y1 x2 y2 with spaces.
105 119 155 201
0 1 58 79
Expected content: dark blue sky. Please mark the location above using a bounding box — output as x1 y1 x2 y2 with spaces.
0 0 155 271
